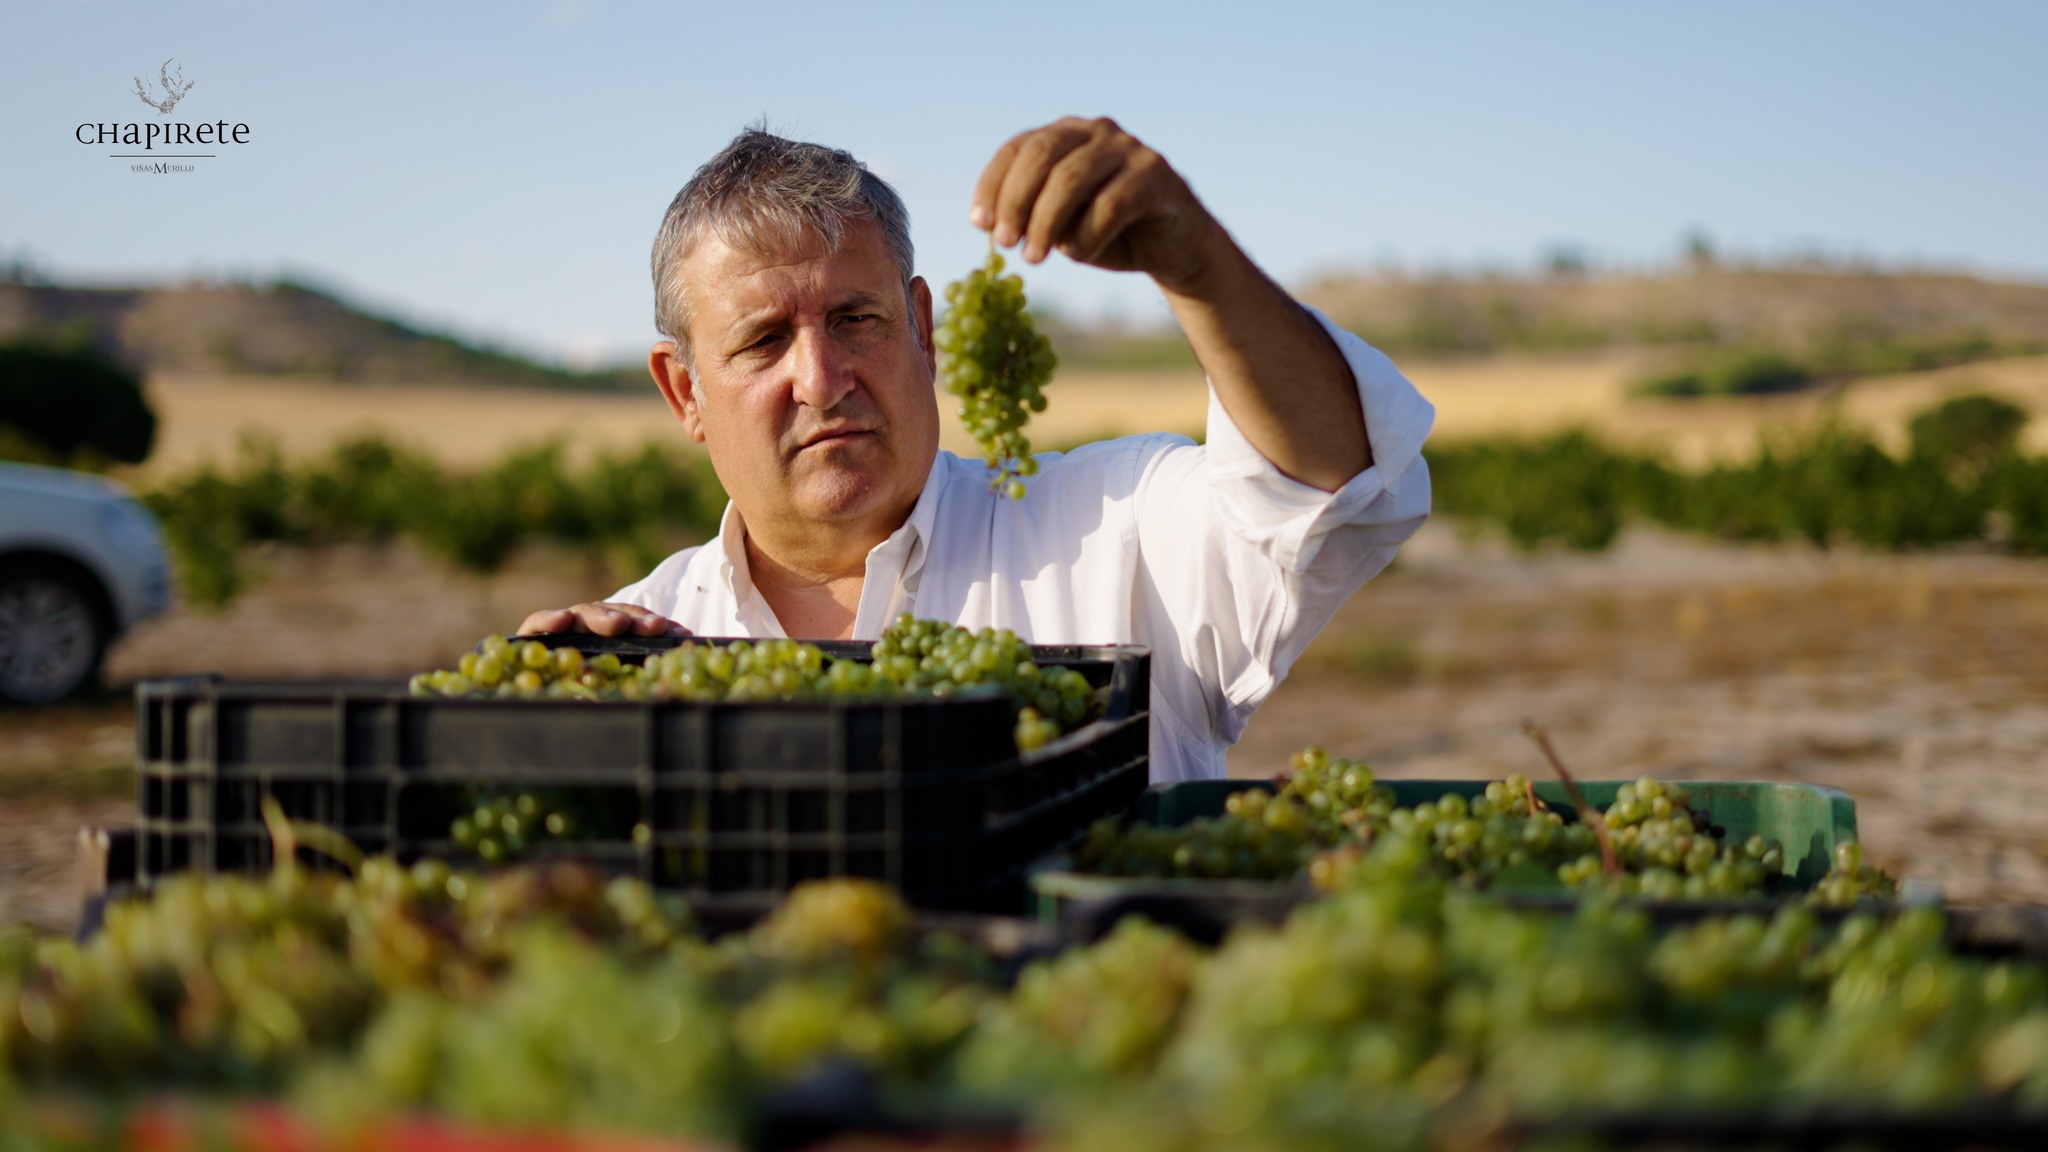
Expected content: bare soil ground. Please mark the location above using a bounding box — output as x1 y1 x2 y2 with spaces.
4 521 2045 931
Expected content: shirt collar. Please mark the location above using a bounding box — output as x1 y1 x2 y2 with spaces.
890 450 945 582
714 500 749 595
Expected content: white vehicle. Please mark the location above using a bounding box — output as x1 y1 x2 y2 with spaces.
0 461 171 703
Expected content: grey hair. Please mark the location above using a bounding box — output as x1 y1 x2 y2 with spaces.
650 128 916 359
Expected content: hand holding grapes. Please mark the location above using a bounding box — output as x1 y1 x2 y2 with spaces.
969 116 1220 292
970 117 1372 494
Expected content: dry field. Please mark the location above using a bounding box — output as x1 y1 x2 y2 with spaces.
126 352 2048 485
1405 350 2048 463
6 358 2048 932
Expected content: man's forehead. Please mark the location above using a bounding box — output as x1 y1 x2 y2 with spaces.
682 219 892 307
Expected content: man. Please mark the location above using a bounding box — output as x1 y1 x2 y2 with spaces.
519 118 1434 782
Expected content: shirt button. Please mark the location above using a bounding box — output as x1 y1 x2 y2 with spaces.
904 575 920 593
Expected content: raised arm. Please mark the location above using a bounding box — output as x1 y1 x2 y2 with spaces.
970 116 1371 492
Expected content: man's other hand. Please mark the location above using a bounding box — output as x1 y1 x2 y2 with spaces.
969 117 1221 295
516 602 689 638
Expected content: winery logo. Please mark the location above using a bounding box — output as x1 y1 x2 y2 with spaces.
78 59 251 174
133 60 195 115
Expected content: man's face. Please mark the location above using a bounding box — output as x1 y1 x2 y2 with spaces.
653 219 939 545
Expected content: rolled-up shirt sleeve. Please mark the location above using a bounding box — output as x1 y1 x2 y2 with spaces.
1132 308 1435 756
1199 308 1436 571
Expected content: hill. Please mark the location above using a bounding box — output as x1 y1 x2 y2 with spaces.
10 260 2047 392
0 276 640 390
1292 262 2048 361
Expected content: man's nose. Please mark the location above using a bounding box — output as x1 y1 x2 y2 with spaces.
789 328 857 410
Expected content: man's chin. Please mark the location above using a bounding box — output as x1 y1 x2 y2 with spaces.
792 469 898 523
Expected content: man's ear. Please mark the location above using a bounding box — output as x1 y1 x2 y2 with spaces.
911 276 936 376
649 342 708 443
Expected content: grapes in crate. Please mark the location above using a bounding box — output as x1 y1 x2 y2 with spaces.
448 789 587 864
408 615 1098 755
1077 748 1898 905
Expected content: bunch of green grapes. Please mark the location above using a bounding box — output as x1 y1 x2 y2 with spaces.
699 879 992 1085
1281 745 1398 834
1808 839 1900 906
1590 777 1774 894
449 791 578 863
1 868 379 1088
293 925 739 1142
746 878 913 968
870 614 1096 748
1320 774 1824 902
956 916 1202 1093
935 248 1057 498
1076 747 1390 879
1362 787 1602 888
0 859 691 1094
1159 885 1451 1109
1077 792 1321 881
1568 779 1906 905
727 968 986 1084
345 859 686 992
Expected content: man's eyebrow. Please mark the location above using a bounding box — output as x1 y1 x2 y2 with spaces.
722 290 894 351
723 309 784 347
829 289 889 314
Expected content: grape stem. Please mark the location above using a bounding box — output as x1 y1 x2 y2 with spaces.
261 793 366 876
1519 719 1619 876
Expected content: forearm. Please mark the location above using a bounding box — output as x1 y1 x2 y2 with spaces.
1159 219 1372 493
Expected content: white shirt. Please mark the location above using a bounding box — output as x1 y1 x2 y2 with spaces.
611 310 1435 783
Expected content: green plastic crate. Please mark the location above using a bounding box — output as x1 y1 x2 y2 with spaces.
1032 777 1858 919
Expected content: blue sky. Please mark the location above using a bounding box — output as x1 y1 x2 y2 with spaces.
3 0 2044 367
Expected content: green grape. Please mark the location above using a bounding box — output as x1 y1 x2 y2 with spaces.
935 247 1057 496
1014 706 1061 751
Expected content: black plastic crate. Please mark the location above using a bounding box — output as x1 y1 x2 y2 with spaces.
136 640 1149 923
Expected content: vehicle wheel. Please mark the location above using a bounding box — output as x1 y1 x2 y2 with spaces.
0 560 109 705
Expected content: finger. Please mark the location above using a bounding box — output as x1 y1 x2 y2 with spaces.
517 608 578 635
611 606 687 637
572 603 637 637
970 131 1029 232
587 601 688 637
1021 138 1127 266
991 124 1090 250
1061 165 1158 266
